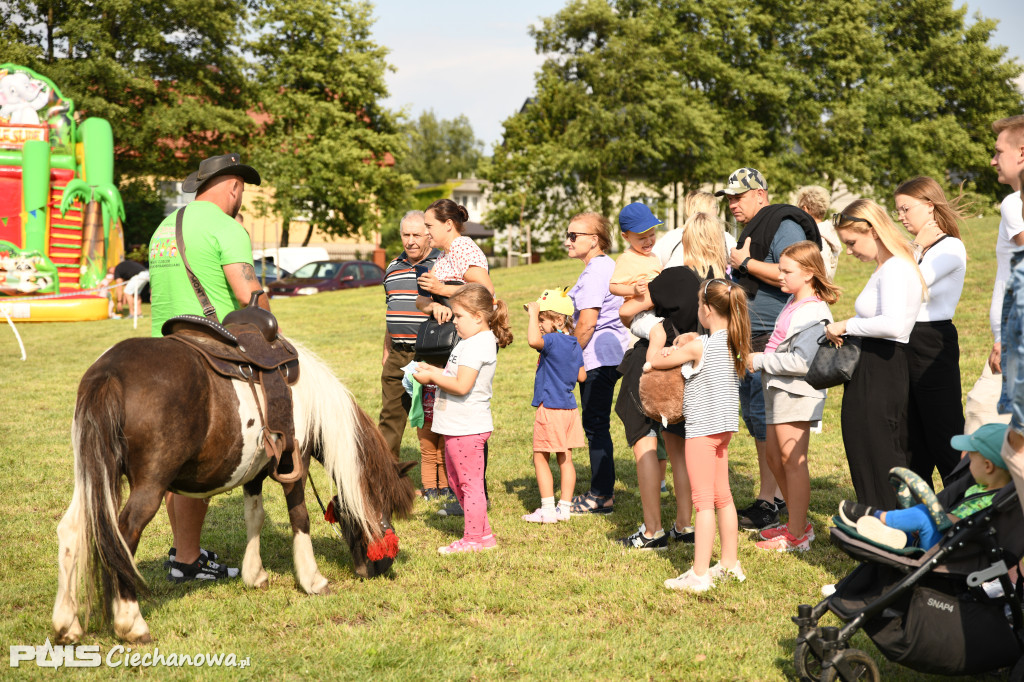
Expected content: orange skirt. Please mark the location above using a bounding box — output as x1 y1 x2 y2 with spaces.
533 405 586 453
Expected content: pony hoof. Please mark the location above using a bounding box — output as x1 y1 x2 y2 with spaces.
311 576 330 595
126 631 153 645
54 619 83 645
254 572 269 590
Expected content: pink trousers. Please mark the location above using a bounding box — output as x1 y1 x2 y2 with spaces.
445 432 493 542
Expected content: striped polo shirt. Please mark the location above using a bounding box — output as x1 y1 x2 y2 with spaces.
384 248 441 347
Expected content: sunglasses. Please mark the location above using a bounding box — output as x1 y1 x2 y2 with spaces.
565 231 595 243
831 213 872 228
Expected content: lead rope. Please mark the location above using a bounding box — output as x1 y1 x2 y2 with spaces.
308 473 345 540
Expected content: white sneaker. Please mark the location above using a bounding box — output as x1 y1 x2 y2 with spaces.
708 561 746 583
554 505 571 522
856 515 907 549
664 568 714 592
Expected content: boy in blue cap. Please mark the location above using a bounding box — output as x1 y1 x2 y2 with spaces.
610 202 663 329
838 423 1013 550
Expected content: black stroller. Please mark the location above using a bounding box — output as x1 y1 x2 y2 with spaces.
791 459 1024 681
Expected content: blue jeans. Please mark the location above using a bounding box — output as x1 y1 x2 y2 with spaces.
999 250 1024 433
580 365 620 498
739 369 767 441
883 504 941 549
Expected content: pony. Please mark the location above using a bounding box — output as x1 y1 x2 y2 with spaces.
51 337 415 644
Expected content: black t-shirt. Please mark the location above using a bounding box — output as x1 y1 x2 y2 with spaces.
114 260 146 280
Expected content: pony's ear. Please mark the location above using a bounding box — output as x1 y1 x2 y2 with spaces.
395 460 418 477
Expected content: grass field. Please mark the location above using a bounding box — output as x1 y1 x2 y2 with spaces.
0 216 1002 680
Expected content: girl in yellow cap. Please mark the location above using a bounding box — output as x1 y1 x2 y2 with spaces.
523 288 587 523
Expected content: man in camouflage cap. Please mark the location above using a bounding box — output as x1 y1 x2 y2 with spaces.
716 167 821 534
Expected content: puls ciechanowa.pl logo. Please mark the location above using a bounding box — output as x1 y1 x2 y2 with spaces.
10 639 251 669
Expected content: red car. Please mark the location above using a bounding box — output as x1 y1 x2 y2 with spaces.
267 260 384 297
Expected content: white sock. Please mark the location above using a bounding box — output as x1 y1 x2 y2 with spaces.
558 499 571 514
541 496 555 513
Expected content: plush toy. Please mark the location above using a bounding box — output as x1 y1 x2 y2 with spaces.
638 367 684 426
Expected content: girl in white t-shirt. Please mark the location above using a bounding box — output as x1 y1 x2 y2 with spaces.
413 283 513 554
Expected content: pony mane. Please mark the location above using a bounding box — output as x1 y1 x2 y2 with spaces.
289 343 373 538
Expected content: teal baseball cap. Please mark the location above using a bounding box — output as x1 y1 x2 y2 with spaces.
950 423 1008 469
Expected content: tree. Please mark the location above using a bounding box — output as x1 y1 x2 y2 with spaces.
398 110 484 184
485 0 1023 241
0 0 254 179
246 0 414 246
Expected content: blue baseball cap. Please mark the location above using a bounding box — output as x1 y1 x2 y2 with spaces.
950 423 1008 469
618 203 662 234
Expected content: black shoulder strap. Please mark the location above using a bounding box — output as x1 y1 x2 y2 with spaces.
175 206 219 322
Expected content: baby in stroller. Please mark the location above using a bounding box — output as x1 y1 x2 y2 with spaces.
837 423 1012 550
790 424 1024 681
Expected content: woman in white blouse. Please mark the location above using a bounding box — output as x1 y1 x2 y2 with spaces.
893 177 968 484
825 200 926 508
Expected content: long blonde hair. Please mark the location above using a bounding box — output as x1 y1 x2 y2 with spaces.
834 199 927 295
683 191 718 221
682 212 727 279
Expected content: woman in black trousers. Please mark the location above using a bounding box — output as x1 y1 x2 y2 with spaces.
894 177 968 484
826 200 925 509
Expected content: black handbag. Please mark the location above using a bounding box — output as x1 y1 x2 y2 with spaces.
415 317 458 359
806 329 862 389
414 286 461 361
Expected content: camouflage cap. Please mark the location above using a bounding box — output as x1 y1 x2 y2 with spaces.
714 168 767 196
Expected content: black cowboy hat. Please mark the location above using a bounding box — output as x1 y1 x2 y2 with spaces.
182 153 261 194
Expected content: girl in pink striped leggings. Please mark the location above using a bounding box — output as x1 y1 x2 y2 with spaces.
650 279 751 592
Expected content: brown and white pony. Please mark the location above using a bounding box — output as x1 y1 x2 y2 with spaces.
51 338 414 644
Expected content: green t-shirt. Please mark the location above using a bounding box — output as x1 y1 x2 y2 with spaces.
149 201 254 337
950 483 997 519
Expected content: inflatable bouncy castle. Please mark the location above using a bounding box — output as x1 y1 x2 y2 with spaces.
0 63 124 321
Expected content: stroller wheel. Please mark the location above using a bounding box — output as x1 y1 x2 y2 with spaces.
820 648 880 682
794 640 824 682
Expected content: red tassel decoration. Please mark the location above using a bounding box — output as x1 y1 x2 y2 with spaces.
366 528 399 561
324 502 337 524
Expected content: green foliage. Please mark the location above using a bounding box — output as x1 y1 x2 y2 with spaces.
486 0 1024 234
1 0 254 179
246 0 414 246
397 110 484 184
118 178 165 248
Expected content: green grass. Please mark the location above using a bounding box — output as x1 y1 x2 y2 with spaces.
0 217 1001 680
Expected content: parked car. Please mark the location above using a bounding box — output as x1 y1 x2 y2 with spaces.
254 258 291 283
267 260 384 297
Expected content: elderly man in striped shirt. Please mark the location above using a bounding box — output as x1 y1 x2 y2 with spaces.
378 210 442 459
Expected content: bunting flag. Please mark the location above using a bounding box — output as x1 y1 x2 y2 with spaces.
0 217 7 227
29 210 38 218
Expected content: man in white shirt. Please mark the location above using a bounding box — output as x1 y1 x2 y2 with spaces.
964 115 1024 432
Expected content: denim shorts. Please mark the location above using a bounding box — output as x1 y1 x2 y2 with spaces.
739 370 767 441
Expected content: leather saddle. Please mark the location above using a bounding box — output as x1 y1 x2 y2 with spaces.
162 308 304 485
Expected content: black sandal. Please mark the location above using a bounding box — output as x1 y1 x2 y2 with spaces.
167 554 239 583
164 546 220 569
570 492 614 515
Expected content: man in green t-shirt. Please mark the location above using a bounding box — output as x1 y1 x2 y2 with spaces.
149 153 270 582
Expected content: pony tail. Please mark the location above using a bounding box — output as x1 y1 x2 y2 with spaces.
490 299 514 348
726 286 751 377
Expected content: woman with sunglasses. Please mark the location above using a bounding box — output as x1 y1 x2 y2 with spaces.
893 178 968 485
565 213 630 514
825 201 926 508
